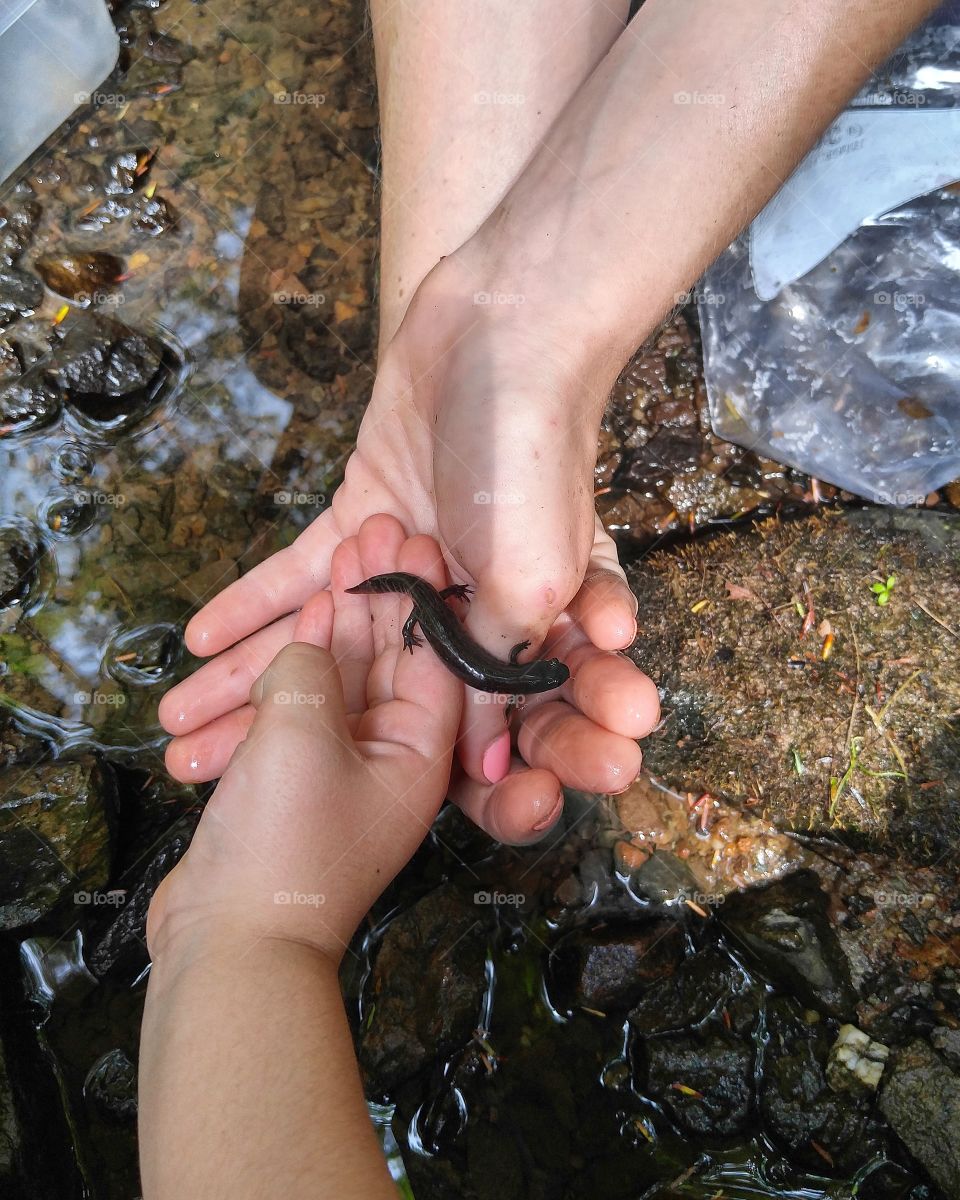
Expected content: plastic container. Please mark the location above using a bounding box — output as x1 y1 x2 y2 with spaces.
0 0 119 187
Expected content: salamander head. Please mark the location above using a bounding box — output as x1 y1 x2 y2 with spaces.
537 658 570 690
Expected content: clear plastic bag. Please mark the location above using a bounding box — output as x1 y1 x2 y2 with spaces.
697 3 960 504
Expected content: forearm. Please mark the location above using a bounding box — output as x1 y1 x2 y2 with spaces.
371 0 630 346
139 930 395 1200
463 0 941 392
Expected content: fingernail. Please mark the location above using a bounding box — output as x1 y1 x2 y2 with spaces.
532 792 563 832
481 730 511 784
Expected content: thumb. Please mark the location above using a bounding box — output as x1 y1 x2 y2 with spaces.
247 642 354 752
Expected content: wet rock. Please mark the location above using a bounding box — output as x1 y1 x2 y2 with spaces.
85 815 196 979
0 374 61 435
129 192 178 237
0 199 42 263
53 314 168 426
615 774 806 899
553 919 685 1012
597 312 811 544
359 884 490 1095
0 266 43 327
0 1024 24 1194
0 710 42 769
628 508 960 867
35 252 125 304
760 998 886 1176
720 870 857 1019
84 1049 137 1122
644 1032 753 1137
631 850 700 905
0 523 41 609
0 758 114 930
628 945 745 1036
879 1040 960 1198
101 147 153 196
931 1027 960 1072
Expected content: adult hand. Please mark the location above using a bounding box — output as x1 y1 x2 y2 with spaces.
159 256 660 842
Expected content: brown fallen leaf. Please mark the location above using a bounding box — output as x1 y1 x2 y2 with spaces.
724 580 758 602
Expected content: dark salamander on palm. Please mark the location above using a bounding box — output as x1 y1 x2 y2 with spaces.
346 572 569 694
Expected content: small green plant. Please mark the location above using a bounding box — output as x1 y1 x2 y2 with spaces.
869 574 897 606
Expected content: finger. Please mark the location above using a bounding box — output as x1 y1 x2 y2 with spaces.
329 538 377 715
567 568 638 650
158 613 299 736
358 534 461 763
567 517 637 648
164 704 257 783
184 508 340 656
516 701 643 794
563 643 661 739
455 550 585 786
356 513 410 677
249 642 354 753
291 589 335 646
448 760 564 845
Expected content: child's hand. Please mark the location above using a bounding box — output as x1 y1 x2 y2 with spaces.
147 519 462 966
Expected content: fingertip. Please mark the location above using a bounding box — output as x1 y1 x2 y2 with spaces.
571 569 639 649
292 590 335 646
156 689 183 735
450 765 564 845
183 615 213 656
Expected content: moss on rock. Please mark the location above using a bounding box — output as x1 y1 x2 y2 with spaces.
627 508 960 865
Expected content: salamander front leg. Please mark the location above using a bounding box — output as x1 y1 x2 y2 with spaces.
509 639 531 664
440 583 473 603
402 612 424 654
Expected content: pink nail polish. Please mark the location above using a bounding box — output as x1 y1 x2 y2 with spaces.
481 730 511 784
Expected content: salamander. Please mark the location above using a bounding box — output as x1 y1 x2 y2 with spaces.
346 572 569 694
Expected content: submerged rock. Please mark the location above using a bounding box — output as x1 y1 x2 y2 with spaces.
597 312 812 544
35 252 125 304
0 199 42 263
552 919 685 1012
0 374 61 435
0 266 43 327
879 1040 960 1197
0 758 114 930
53 314 169 427
644 1032 753 1137
0 524 41 610
359 884 490 1095
85 815 197 979
760 998 886 1176
628 508 960 866
720 870 856 1019
628 945 745 1037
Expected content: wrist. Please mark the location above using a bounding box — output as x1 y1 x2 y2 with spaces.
453 201 654 397
411 244 622 430
148 911 342 993
146 871 347 979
